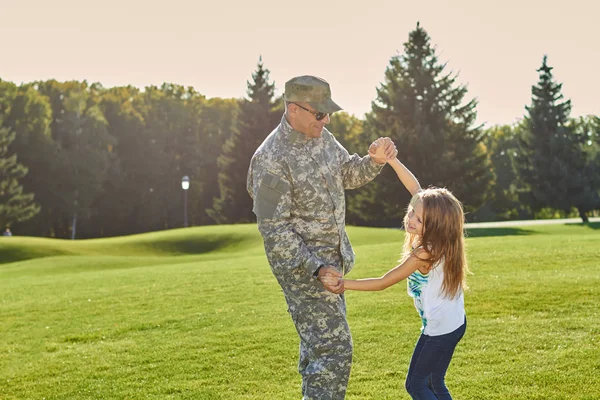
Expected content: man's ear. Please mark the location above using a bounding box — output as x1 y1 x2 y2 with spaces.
287 103 297 116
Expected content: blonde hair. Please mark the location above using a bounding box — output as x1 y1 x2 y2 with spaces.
402 188 469 298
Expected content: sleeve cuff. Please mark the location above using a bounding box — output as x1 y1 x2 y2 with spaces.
368 155 386 170
312 264 325 280
308 258 324 279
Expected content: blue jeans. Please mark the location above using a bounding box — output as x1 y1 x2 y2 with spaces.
405 318 467 400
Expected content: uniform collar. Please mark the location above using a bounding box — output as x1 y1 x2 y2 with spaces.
281 114 312 145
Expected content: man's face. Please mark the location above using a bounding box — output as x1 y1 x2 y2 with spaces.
292 102 330 138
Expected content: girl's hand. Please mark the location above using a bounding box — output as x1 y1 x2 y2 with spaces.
369 137 397 163
320 273 343 290
368 141 387 163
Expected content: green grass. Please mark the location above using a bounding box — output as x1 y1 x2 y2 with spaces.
1 223 599 399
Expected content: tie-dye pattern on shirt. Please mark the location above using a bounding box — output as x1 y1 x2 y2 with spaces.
408 270 429 330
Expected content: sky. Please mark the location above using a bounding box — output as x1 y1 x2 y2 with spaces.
2 0 598 127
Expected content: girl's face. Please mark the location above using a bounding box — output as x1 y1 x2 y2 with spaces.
406 200 424 236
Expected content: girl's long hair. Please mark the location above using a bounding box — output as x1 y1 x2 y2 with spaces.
402 188 469 298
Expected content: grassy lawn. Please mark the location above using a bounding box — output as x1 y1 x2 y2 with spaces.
1 223 599 399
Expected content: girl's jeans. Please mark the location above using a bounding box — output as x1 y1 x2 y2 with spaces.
405 317 467 400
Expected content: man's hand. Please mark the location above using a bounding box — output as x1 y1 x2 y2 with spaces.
369 137 397 164
318 266 344 294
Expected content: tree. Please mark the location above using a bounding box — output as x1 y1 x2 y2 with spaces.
517 56 600 222
134 84 208 231
0 125 40 228
83 85 144 237
208 57 280 223
188 97 239 226
0 82 59 236
325 112 375 225
357 23 493 226
36 80 115 238
328 111 366 156
474 124 532 221
572 115 600 150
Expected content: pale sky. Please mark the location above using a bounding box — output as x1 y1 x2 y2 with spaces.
2 0 598 127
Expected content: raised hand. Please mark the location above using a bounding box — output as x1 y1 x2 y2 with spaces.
369 137 397 164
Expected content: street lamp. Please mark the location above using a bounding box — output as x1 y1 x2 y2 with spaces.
181 175 190 227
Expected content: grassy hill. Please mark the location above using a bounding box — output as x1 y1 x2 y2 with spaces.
1 223 598 399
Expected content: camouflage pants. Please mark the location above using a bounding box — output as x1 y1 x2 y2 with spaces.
287 292 353 400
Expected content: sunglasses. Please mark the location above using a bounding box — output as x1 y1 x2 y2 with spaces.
291 102 329 121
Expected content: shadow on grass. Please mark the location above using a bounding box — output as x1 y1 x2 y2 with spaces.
0 247 67 265
0 232 259 265
465 227 536 238
146 234 247 255
565 221 600 230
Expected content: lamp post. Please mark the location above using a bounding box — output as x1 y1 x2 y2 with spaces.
181 176 190 227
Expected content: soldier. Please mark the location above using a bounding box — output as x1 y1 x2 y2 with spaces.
247 75 397 399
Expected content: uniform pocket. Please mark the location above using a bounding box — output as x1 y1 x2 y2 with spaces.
254 172 290 219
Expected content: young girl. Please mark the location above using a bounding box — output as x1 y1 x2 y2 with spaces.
322 154 469 400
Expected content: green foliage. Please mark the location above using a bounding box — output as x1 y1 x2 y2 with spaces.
1 45 599 237
208 57 280 224
472 124 533 221
134 84 205 230
81 83 237 235
0 83 57 236
326 112 372 225
328 111 366 156
0 125 40 228
358 23 493 226
34 80 116 237
1 224 599 399
84 86 145 237
517 57 600 222
572 114 600 166
193 97 239 225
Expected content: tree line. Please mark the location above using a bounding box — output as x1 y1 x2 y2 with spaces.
1 23 598 238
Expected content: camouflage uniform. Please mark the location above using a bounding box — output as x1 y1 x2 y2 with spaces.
247 77 383 399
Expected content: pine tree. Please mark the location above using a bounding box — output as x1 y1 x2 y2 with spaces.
354 23 493 226
0 125 40 228
517 56 599 222
208 57 281 223
0 81 57 236
193 97 240 226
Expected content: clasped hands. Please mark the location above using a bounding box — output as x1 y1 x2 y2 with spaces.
368 137 397 164
318 266 345 294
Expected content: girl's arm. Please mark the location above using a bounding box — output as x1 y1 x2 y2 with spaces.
387 158 421 196
343 250 430 291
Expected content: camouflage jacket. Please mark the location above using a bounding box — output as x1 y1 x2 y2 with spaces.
247 115 383 294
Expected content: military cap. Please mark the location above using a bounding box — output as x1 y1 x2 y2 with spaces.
283 75 342 114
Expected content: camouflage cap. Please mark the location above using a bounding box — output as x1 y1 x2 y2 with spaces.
283 75 342 114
